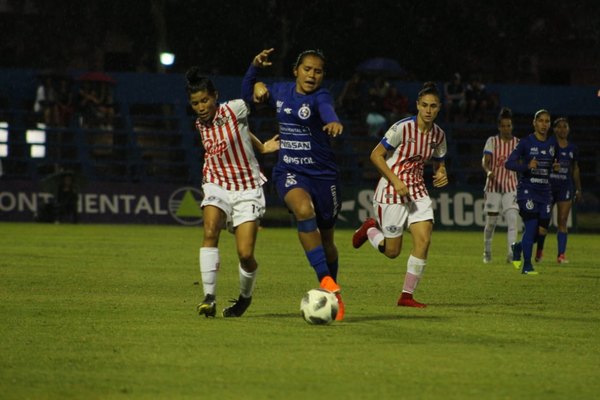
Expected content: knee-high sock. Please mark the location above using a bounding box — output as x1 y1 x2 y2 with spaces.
402 255 426 294
200 247 219 296
557 231 568 255
368 226 384 249
522 219 538 268
484 214 498 254
505 209 519 256
239 263 257 298
306 245 330 282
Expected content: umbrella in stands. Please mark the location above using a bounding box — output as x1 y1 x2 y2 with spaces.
356 58 406 77
76 71 116 85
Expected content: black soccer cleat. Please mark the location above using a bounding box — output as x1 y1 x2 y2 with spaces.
222 295 252 318
197 294 216 318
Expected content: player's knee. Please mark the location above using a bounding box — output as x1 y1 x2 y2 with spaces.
384 248 401 259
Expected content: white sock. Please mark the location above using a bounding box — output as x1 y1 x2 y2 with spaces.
367 227 385 249
505 209 519 256
403 255 426 294
200 247 219 296
239 264 257 298
484 214 498 254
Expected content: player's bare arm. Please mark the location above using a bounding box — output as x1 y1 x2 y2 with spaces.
433 162 448 188
250 132 279 154
370 143 409 196
253 82 269 103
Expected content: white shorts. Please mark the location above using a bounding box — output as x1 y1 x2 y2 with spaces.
201 183 266 228
373 196 434 238
484 191 518 214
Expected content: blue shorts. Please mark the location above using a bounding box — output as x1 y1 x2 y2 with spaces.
273 168 341 230
517 198 552 221
551 186 574 203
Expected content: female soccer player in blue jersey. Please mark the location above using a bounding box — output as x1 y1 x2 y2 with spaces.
505 109 558 275
534 117 582 264
242 48 345 320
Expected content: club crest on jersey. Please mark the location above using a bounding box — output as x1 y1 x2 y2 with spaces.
214 116 229 127
298 103 311 120
526 199 534 210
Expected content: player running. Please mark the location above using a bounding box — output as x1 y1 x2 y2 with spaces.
187 68 279 318
481 107 520 264
352 82 448 308
505 109 557 275
242 48 346 320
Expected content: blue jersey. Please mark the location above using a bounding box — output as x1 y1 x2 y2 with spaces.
505 133 557 204
242 65 340 179
549 142 578 191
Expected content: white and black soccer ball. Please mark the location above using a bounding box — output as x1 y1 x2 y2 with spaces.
300 288 338 325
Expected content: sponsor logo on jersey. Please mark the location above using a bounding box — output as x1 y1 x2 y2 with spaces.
280 140 311 150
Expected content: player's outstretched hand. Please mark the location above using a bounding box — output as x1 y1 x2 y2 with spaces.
253 48 274 68
323 122 343 137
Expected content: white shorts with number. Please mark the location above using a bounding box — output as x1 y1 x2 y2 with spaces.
484 191 517 214
373 196 434 238
201 183 266 228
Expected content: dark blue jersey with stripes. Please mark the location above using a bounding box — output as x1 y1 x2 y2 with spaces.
505 133 557 204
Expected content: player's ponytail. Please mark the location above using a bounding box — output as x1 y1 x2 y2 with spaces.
498 107 512 123
417 81 440 101
185 67 216 96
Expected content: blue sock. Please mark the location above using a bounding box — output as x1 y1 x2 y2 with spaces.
306 246 330 282
327 259 339 282
522 219 538 268
557 232 567 255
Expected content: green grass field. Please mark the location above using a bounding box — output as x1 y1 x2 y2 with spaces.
1 222 599 399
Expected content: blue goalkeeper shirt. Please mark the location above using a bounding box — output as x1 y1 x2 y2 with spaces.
505 133 557 204
242 65 340 179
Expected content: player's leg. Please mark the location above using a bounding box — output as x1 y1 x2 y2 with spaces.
483 193 501 263
505 208 519 263
198 204 226 317
398 219 432 308
223 188 266 317
556 200 571 263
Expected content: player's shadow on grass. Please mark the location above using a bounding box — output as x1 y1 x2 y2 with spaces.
256 313 448 323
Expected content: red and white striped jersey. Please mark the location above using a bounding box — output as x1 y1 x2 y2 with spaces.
482 135 518 193
374 117 447 204
195 99 266 191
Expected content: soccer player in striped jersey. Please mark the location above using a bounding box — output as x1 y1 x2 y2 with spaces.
352 82 448 308
534 117 582 264
242 48 346 320
481 107 520 264
505 109 558 275
186 68 279 318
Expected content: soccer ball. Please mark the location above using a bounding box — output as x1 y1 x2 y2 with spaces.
300 288 338 325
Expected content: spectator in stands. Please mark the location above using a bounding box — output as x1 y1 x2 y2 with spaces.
443 72 467 123
34 76 58 126
56 77 74 128
336 72 364 120
365 75 390 137
382 85 410 122
77 82 115 130
466 74 490 123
